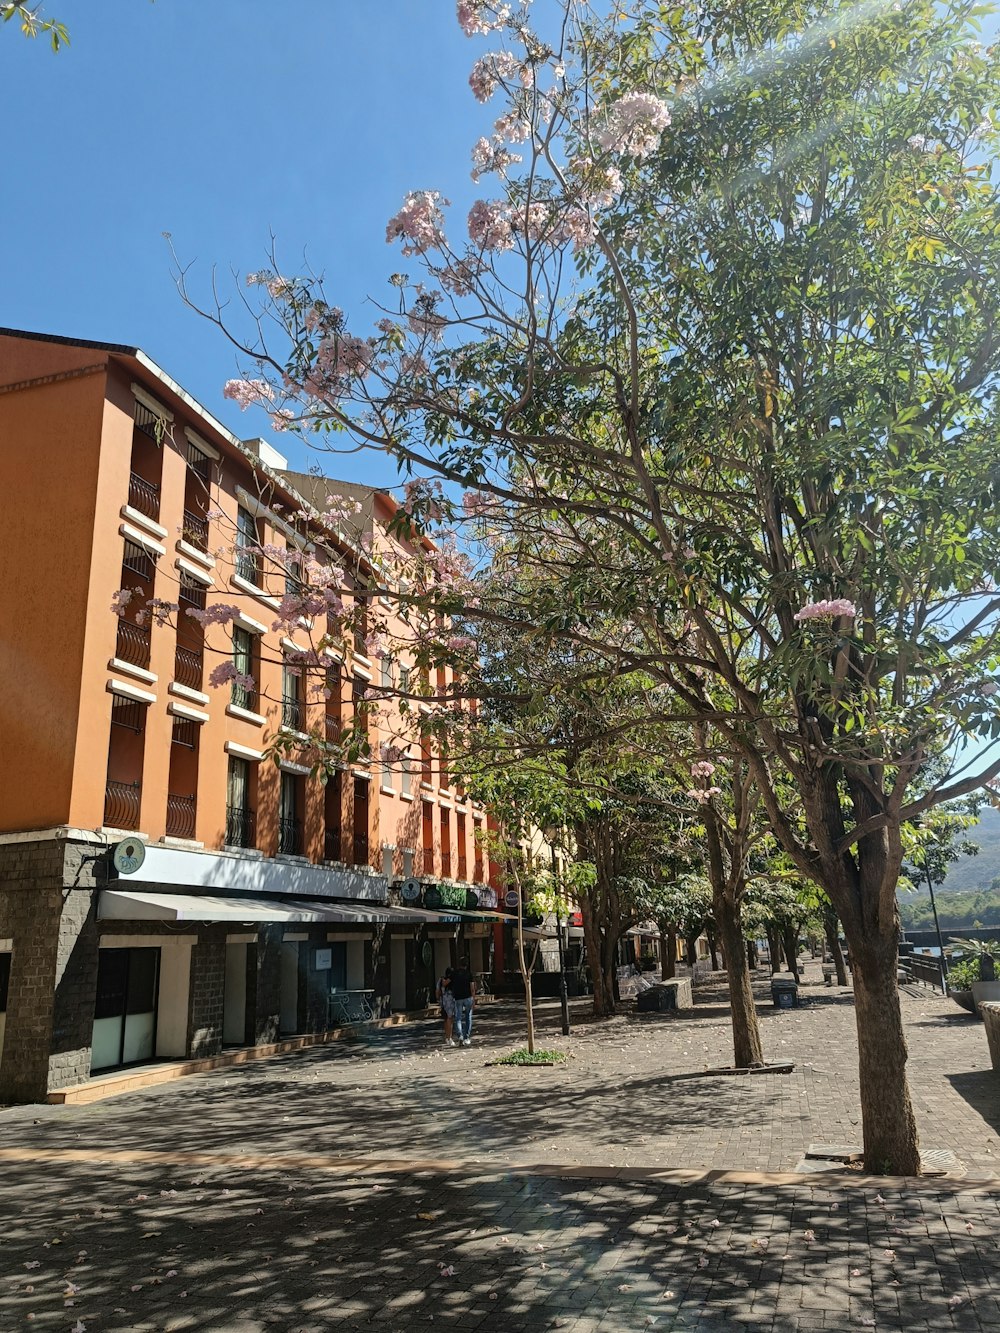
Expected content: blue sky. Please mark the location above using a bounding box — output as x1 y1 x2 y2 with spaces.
2 0 496 486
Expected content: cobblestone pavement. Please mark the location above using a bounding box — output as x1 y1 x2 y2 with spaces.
2 962 999 1331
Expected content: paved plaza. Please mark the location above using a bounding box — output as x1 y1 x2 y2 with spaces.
2 965 999 1330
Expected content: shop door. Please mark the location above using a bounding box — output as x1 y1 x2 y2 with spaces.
91 947 160 1072
223 943 249 1045
280 942 300 1033
389 937 407 1010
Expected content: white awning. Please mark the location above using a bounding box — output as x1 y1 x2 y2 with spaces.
98 890 457 926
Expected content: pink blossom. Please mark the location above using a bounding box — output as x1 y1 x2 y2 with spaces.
468 199 514 251
314 332 376 391
686 787 722 804
111 588 135 615
471 136 521 182
386 190 448 256
208 661 256 691
551 207 597 252
469 49 522 102
457 0 509 37
494 110 531 143
462 489 490 517
186 602 241 627
569 158 623 208
690 760 716 778
793 598 857 623
223 379 275 410
271 408 295 432
382 743 407 765
597 91 672 158
447 634 475 652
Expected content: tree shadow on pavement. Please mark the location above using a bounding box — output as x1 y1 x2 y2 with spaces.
1 1154 998 1332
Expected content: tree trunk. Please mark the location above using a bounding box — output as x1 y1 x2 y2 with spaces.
823 910 848 987
714 890 765 1068
850 932 921 1174
685 935 698 966
659 928 676 979
747 939 759 970
513 874 535 1054
708 928 719 972
782 926 800 975
767 928 782 974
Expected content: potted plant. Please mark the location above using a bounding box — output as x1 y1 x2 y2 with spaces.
946 958 979 1015
948 939 1000 1017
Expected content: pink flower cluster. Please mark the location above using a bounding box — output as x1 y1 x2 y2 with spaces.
313 331 375 393
457 0 510 38
793 598 857 623
687 787 722 804
570 159 623 208
401 477 447 522
186 602 241 627
471 136 521 182
597 91 672 158
468 199 515 251
223 379 275 410
690 760 716 778
469 49 523 102
385 190 448 256
208 661 256 691
494 110 531 143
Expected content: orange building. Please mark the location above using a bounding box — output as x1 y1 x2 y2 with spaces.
0 327 500 1103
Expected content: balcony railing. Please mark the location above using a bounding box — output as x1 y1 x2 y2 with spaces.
115 618 151 670
182 508 209 552
279 816 303 856
324 827 342 862
231 679 257 712
353 829 369 867
235 549 260 585
441 850 452 879
105 779 141 830
225 804 256 849
128 471 160 521
174 642 204 691
281 695 303 731
166 792 197 839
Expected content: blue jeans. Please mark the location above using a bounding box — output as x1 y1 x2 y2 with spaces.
454 996 474 1042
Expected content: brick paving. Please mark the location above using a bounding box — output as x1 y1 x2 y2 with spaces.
1 961 999 1330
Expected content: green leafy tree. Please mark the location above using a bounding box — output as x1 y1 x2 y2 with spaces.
2 3 67 49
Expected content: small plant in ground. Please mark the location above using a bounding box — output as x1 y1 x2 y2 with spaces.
492 1048 567 1066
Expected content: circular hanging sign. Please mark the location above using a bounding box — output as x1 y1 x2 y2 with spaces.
421 940 433 967
504 890 520 910
112 838 145 876
401 881 421 902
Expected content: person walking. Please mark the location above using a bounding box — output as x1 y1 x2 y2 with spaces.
450 957 477 1047
437 967 455 1045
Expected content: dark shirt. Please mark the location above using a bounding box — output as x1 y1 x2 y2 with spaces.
449 967 475 1001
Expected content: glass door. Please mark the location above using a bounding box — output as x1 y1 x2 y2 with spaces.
91 947 160 1072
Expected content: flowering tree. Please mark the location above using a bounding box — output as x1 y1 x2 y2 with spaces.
193 0 1000 1172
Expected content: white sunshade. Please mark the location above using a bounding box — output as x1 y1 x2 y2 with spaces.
98 890 455 926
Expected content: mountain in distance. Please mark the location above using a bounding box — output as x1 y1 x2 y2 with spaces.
911 805 1000 896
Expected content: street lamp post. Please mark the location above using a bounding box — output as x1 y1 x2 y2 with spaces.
548 837 571 1037
925 864 950 996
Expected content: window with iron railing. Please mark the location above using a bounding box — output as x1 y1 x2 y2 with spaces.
170 717 198 749
134 400 164 441
231 626 258 711
235 506 260 584
115 619 151 670
122 539 156 582
186 440 212 482
226 757 255 848
181 508 209 552
128 471 161 521
166 792 196 840
281 663 303 732
178 572 206 612
174 640 204 691
105 779 142 830
110 696 146 733
279 772 303 855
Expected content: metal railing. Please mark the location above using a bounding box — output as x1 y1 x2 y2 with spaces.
174 642 203 691
235 549 260 584
105 779 141 830
166 792 196 839
128 471 160 521
182 508 209 552
279 816 303 856
353 830 369 866
115 618 151 669
281 695 303 731
231 678 257 712
225 804 256 849
324 827 342 862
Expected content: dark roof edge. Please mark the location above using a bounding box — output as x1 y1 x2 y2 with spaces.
0 325 140 357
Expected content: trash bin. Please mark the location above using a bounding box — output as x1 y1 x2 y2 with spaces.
771 976 800 1009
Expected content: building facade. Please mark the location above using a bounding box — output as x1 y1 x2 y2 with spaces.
0 327 500 1103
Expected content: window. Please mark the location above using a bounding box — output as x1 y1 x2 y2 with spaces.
91 947 160 1071
399 664 411 694
284 542 302 598
353 579 369 653
186 438 212 482
232 626 257 711
279 772 303 855
282 662 303 732
380 655 393 691
236 506 260 584
226 757 255 848
380 742 395 793
122 539 156 582
178 570 206 611
401 750 412 797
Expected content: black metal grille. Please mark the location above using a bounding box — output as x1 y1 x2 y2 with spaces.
324 826 342 862
171 717 198 749
182 508 209 551
174 642 203 690
186 442 212 481
122 539 155 581
110 696 145 732
225 804 256 849
231 678 257 712
128 471 161 520
178 572 206 610
235 548 259 584
104 779 141 829
281 695 303 731
353 829 369 866
278 817 303 856
166 792 196 839
115 619 151 669
134 401 164 440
